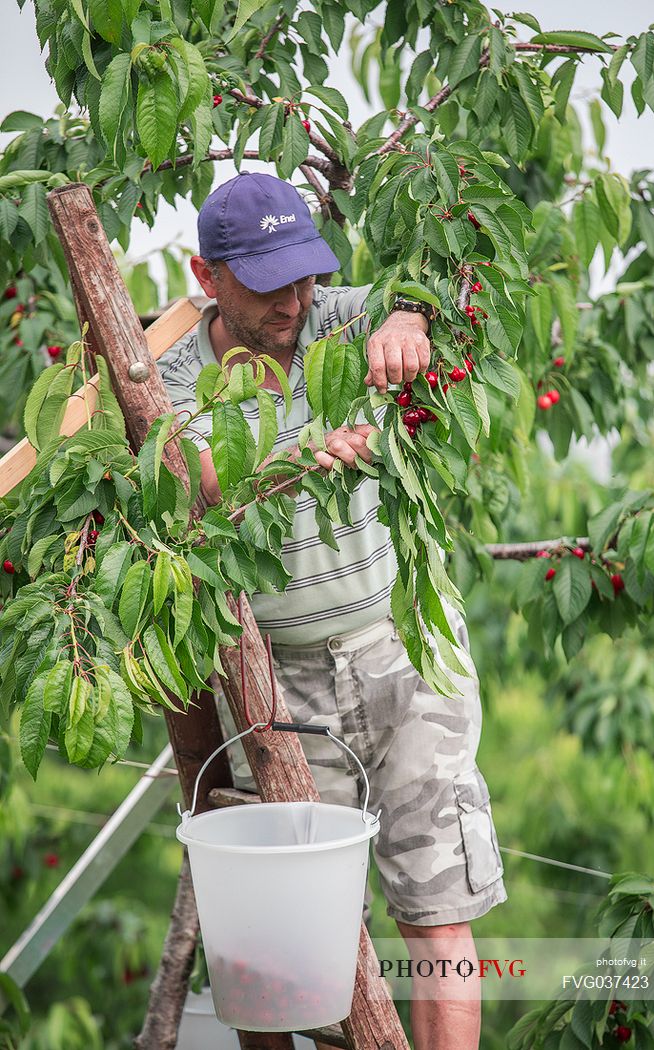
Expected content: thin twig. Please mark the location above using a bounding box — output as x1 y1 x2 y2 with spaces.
227 465 320 525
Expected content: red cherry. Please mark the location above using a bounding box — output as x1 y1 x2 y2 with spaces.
93 511 105 525
471 317 480 326
14 338 23 347
536 550 550 559
3 560 15 574
547 389 560 404
136 202 143 209
4 286 17 299
609 1001 622 1015
553 356 565 367
611 573 625 594
403 381 413 392
15 303 25 313
122 967 135 985
405 424 417 437
43 852 59 868
402 409 421 426
302 119 311 132
615 1027 632 1044
464 304 476 317
396 391 412 407
465 357 475 372
545 567 556 581
458 164 467 176
11 865 25 880
424 409 438 422
467 211 481 229
88 530 99 545
448 367 467 383
213 94 223 106
47 345 62 359
572 547 585 559
471 281 483 293
424 370 439 387
417 407 430 422
442 382 449 394
479 260 491 266
537 394 553 410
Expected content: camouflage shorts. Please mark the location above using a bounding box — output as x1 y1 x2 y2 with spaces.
214 613 507 928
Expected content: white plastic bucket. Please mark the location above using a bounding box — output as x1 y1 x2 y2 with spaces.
176 721 380 1033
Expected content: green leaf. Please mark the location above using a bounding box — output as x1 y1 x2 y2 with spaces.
118 559 152 637
0 196 18 241
19 182 49 245
99 52 132 157
174 39 209 122
531 30 613 53
552 556 592 624
529 281 552 354
136 72 178 171
88 0 123 43
142 624 189 702
20 670 51 779
23 362 75 451
470 380 490 437
447 33 482 88
306 85 349 120
573 196 601 268
153 551 172 615
486 304 523 357
596 172 632 246
95 665 134 757
304 334 365 429
95 541 133 606
448 386 481 449
65 701 94 764
278 112 310 180
227 0 269 40
170 558 194 649
254 388 278 466
0 110 44 132
43 661 73 715
211 400 254 493
258 102 285 160
475 355 520 400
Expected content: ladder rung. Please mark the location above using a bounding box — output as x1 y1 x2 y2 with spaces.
293 1025 348 1048
207 786 262 807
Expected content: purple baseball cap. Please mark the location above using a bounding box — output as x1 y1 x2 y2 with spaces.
197 172 340 293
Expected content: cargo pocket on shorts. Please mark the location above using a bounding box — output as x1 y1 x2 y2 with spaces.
453 767 504 894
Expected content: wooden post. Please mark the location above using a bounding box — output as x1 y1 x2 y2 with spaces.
45 183 410 1050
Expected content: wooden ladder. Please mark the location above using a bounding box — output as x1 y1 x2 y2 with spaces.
0 182 409 1050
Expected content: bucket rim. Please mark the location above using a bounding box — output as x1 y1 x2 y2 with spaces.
176 800 380 854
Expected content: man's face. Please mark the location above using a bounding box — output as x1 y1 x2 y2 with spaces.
191 258 315 356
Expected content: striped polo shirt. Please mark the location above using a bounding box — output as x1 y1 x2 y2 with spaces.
156 284 397 644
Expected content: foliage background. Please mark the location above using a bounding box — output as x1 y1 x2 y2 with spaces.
1 0 654 1048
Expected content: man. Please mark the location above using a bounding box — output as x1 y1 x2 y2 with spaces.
157 172 507 1050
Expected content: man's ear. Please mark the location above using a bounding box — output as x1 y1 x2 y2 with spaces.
190 256 220 298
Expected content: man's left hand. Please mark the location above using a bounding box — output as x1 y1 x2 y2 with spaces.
364 311 431 395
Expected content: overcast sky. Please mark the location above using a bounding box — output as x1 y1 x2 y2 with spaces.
3 0 654 296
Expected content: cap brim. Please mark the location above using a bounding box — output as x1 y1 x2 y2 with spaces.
225 235 340 293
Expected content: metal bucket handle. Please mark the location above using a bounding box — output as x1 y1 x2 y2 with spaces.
178 720 381 829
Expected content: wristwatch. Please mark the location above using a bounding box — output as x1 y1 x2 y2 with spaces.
391 296 435 322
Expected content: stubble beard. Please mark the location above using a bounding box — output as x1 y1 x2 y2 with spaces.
216 291 307 359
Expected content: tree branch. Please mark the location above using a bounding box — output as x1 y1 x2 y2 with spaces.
485 537 590 560
255 12 286 59
229 89 342 166
134 852 199 1050
378 37 621 156
144 149 332 177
